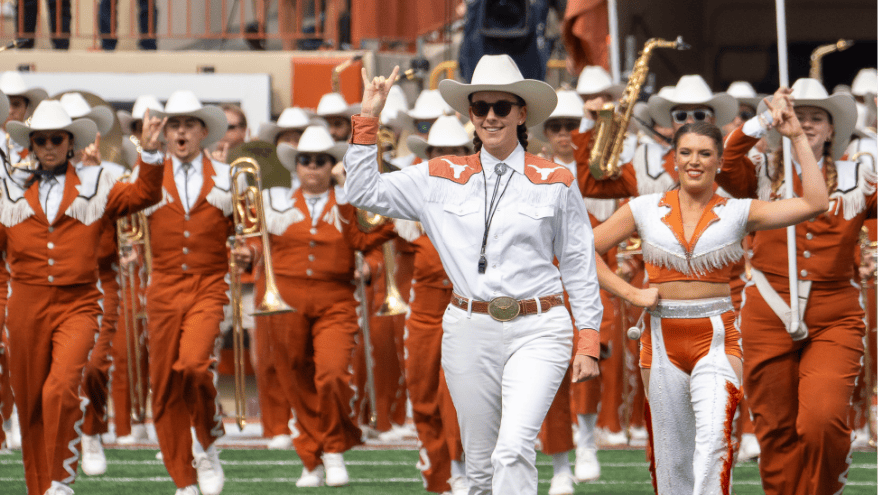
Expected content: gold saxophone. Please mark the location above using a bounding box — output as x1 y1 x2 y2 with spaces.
589 36 689 180
809 39 853 82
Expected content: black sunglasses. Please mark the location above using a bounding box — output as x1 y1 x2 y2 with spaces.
544 120 579 133
32 135 67 147
297 154 334 167
470 100 521 118
671 109 714 124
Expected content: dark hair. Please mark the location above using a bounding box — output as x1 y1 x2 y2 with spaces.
468 93 529 152
672 122 724 158
220 103 247 128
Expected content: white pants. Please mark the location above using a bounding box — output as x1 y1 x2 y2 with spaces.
441 304 572 495
647 308 741 495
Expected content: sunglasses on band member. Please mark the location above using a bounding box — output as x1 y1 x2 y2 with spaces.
470 100 521 118
671 109 715 124
296 154 334 168
32 135 67 147
544 120 579 133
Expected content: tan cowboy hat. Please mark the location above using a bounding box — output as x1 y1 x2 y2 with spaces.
257 107 325 144
575 66 624 99
58 92 115 135
529 90 584 142
8 100 97 151
316 92 361 118
757 77 857 161
153 90 227 146
117 94 164 135
0 72 47 115
438 54 557 127
407 115 473 161
276 125 348 172
648 75 737 128
725 81 763 109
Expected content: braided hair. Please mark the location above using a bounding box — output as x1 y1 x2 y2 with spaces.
770 140 837 198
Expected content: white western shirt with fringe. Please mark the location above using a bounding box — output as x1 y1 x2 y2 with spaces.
344 115 603 355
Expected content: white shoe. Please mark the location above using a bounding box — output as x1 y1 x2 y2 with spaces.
266 434 292 450
629 426 648 441
295 464 325 487
7 411 20 449
81 434 107 476
598 428 628 446
174 485 200 495
193 445 224 495
574 446 600 482
323 452 349 487
448 475 469 495
548 472 576 495
851 426 872 449
156 450 164 460
737 433 761 462
117 424 149 445
44 481 74 495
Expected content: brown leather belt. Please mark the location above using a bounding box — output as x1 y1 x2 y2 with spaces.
450 293 564 322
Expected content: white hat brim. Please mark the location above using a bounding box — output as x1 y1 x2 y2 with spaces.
117 110 135 135
8 117 97 151
648 93 738 128
276 141 349 172
438 79 558 127
82 105 115 135
406 134 473 161
0 93 9 124
757 93 857 160
257 117 326 144
153 105 228 147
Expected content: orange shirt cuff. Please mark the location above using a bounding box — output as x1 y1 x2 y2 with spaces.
350 115 379 145
576 328 600 359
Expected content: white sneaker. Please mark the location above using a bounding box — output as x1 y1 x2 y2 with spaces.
629 426 648 441
851 426 871 449
81 434 107 476
174 486 200 495
598 428 628 447
295 464 325 487
117 424 149 445
737 433 761 462
266 434 292 449
7 412 20 449
44 481 74 495
548 472 576 495
574 446 600 482
323 452 349 487
448 475 469 495
193 445 224 495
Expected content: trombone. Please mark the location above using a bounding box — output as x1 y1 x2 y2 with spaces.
228 157 294 431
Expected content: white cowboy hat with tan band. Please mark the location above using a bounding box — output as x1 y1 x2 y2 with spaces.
258 107 325 143
8 100 97 151
575 66 624 99
757 77 857 161
726 81 764 109
0 71 47 115
117 94 164 135
529 89 584 142
439 54 558 128
276 125 348 172
648 75 737 128
58 92 115 136
407 115 474 161
153 90 228 147
316 92 361 118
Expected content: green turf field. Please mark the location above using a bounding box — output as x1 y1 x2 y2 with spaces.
0 448 875 494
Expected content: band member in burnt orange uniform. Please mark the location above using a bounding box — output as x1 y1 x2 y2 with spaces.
145 90 230 495
0 100 164 495
717 79 874 495
242 125 394 488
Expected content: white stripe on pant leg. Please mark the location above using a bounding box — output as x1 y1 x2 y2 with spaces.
647 314 696 495
492 306 571 495
441 306 503 495
690 314 740 495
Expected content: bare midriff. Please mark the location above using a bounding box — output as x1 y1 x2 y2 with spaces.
653 280 731 300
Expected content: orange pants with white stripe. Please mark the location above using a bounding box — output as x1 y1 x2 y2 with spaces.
6 281 102 494
146 271 227 489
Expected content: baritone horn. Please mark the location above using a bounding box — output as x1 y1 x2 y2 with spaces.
228 157 295 430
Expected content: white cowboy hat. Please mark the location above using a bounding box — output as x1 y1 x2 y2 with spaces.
58 92 115 135
316 92 361 118
575 66 624 99
438 54 558 127
8 100 97 151
757 77 857 161
257 107 324 143
153 90 228 146
0 91 9 125
407 115 473 160
117 94 164 135
380 85 409 128
276 125 348 172
529 90 584 142
851 68 877 97
648 75 737 128
0 72 47 115
725 81 763 109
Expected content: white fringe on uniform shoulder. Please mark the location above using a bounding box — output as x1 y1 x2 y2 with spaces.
65 167 119 226
0 178 34 227
263 204 305 236
834 159 877 220
206 187 233 216
140 187 174 217
322 204 347 233
394 219 423 242
582 197 616 222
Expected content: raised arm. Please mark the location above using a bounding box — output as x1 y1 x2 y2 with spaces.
572 128 639 199
105 110 168 220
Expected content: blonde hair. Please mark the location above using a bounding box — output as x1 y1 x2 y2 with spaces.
769 140 837 198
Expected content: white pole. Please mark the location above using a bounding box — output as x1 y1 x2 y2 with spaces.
607 0 621 83
775 0 802 338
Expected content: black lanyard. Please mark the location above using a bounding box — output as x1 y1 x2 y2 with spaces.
478 163 512 274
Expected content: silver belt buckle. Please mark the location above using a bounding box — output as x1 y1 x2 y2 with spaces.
488 296 520 322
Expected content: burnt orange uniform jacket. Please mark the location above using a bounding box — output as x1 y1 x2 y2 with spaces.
256 185 394 471
0 159 163 495
717 126 877 495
